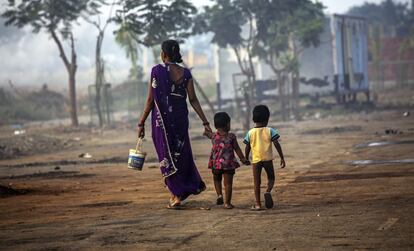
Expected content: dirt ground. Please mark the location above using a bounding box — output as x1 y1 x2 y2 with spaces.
0 109 413 251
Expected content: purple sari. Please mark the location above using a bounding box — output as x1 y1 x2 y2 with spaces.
150 63 206 200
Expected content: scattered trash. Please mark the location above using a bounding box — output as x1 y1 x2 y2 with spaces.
10 124 23 130
302 126 361 135
13 130 26 136
384 129 403 135
355 140 414 148
403 111 410 117
73 137 81 141
346 159 414 166
78 153 93 159
314 112 321 119
0 135 67 160
317 214 320 217
377 218 398 230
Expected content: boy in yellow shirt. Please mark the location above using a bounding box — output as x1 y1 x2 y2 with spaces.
244 105 286 210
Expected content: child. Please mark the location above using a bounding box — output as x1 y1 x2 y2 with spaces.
206 112 250 209
244 105 286 210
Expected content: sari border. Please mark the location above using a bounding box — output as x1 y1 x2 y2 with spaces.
153 99 178 178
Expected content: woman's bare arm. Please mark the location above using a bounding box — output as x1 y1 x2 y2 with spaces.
137 81 154 138
187 79 212 135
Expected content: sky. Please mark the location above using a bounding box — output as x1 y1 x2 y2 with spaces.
319 0 410 13
193 0 411 14
0 0 411 91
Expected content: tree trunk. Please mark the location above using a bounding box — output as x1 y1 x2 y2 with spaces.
50 30 79 126
95 32 104 127
291 72 300 120
233 47 254 130
277 73 288 121
68 68 79 126
244 89 251 130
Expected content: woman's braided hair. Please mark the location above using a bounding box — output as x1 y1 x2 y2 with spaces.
161 39 183 63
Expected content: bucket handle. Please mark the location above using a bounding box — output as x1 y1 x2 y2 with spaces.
135 138 143 152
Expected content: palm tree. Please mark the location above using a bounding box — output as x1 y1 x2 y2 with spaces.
115 22 145 117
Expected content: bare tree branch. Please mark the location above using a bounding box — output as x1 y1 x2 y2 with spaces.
51 29 70 72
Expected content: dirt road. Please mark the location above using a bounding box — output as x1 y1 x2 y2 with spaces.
0 110 413 250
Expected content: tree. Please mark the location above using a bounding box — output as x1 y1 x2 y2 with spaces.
2 0 96 126
254 0 324 120
114 0 197 67
114 0 196 47
115 23 141 80
0 17 25 43
195 0 259 129
84 0 116 127
348 0 414 86
348 0 412 37
113 0 216 116
115 21 146 118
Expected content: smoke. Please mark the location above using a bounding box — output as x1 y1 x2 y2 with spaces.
0 15 130 91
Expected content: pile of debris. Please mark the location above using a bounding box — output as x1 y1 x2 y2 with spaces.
0 134 70 160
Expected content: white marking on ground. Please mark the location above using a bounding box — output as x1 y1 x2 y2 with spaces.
377 218 398 230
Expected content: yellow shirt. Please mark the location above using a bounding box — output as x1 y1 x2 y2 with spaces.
244 127 280 164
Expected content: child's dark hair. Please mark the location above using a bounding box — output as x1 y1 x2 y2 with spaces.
253 105 270 123
161 39 183 63
214 112 231 130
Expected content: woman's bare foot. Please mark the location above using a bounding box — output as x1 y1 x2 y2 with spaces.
169 196 174 205
174 197 181 205
167 196 181 209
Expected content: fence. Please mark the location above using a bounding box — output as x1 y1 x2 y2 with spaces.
88 83 114 126
368 60 414 90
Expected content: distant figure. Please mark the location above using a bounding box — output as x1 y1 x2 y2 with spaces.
244 105 286 210
300 76 329 87
136 40 212 209
205 112 250 209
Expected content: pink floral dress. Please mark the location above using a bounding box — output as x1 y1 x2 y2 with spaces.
208 132 240 170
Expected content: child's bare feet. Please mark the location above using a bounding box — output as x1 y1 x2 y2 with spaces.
216 195 224 205
251 204 263 211
264 192 274 209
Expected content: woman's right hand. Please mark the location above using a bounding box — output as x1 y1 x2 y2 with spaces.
137 126 145 139
203 124 212 138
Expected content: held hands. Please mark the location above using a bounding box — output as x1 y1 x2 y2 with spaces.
280 158 286 169
241 158 250 166
203 124 213 138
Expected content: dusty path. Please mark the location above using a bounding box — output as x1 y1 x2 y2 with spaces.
0 110 413 250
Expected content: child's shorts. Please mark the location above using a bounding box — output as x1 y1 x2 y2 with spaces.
212 169 236 175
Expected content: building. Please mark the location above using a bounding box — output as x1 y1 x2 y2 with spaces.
214 14 370 102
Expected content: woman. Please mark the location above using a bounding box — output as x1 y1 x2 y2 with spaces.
137 40 212 209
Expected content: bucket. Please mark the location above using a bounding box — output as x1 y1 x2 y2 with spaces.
128 138 147 170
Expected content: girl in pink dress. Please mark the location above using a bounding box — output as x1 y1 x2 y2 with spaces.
206 112 250 209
